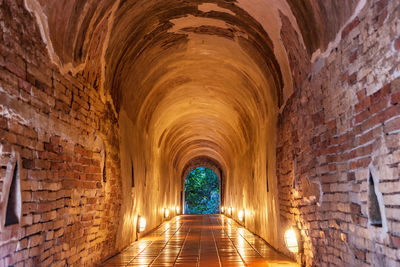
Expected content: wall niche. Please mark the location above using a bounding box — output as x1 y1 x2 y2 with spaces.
1 151 22 229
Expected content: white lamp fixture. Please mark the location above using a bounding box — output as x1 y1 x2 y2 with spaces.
221 206 225 213
227 207 232 216
137 216 146 233
284 228 299 253
164 208 170 218
238 209 245 222
175 206 180 214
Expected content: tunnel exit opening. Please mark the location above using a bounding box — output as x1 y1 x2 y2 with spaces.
184 167 220 214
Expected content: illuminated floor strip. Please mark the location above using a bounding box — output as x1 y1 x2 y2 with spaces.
101 215 298 267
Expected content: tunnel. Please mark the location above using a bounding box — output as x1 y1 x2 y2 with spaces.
0 0 399 266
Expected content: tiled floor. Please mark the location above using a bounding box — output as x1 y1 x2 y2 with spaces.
101 215 298 266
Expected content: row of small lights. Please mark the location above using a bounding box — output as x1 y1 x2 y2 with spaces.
221 206 301 254
136 206 181 234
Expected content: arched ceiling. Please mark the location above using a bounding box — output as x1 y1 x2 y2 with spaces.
25 0 361 176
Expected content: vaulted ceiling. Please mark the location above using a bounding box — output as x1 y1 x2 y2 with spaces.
26 0 360 175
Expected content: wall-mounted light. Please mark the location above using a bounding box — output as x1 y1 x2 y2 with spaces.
227 207 232 216
164 208 170 218
221 206 225 213
175 206 180 214
284 228 300 253
137 216 146 233
238 209 245 222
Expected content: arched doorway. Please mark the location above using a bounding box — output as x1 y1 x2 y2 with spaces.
184 167 220 214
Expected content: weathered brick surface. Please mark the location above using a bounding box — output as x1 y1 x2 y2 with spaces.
277 1 400 266
0 0 121 266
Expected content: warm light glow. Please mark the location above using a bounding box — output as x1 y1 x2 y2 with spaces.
284 228 299 253
175 206 180 214
221 206 225 213
237 228 246 257
238 209 245 222
226 218 232 234
137 216 146 233
164 208 170 218
227 207 232 216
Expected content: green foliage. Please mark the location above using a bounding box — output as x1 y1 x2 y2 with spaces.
185 167 220 214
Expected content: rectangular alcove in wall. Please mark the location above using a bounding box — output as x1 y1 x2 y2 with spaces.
1 152 22 229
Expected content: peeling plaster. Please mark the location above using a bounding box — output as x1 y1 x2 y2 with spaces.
23 0 60 66
198 3 236 16
24 0 119 118
311 0 367 62
100 0 120 107
236 0 306 103
168 15 230 34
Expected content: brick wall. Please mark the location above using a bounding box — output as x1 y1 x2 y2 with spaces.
0 0 122 266
277 0 400 266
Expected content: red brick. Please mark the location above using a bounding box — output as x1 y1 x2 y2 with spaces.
357 89 366 101
22 203 37 215
16 238 28 251
28 246 40 257
44 143 57 153
384 117 400 133
26 224 42 236
391 235 400 248
86 174 101 181
376 8 388 28
19 88 31 102
360 114 380 131
28 234 43 248
395 36 400 51
18 78 31 92
376 0 388 12
0 115 7 129
347 172 355 181
34 159 51 169
349 51 357 63
379 105 400 123
370 96 389 114
27 64 52 89
342 17 360 38
371 84 391 103
348 73 357 85
349 157 371 169
355 96 371 113
50 136 60 146
22 159 35 169
327 119 336 130
392 91 400 104
36 202 54 213
341 72 348 83
355 109 370 124
5 59 26 79
355 248 366 260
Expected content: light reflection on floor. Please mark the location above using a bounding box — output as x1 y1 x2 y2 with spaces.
101 215 298 266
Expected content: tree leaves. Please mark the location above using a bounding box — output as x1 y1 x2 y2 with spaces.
185 167 220 214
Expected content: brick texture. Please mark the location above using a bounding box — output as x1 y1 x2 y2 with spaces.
276 1 400 266
0 1 122 266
